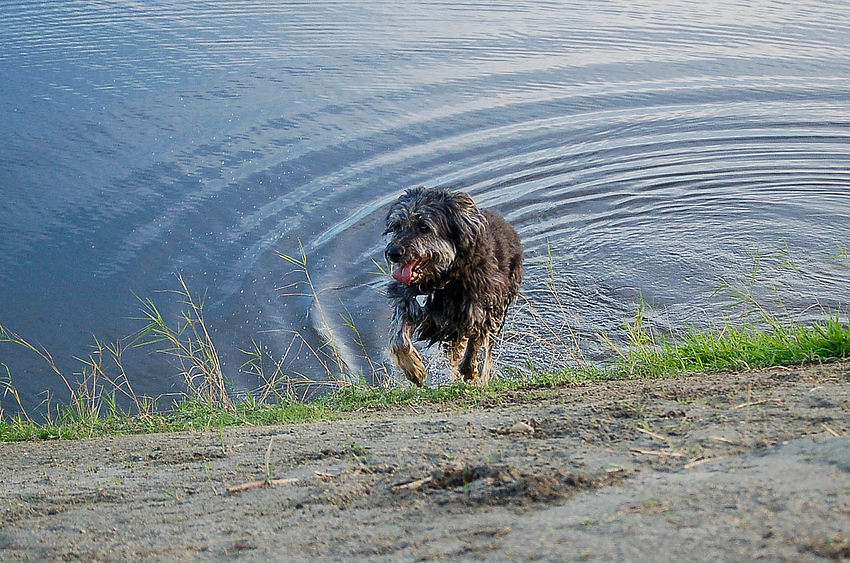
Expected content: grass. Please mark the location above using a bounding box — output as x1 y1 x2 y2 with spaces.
2 310 849 442
135 274 232 411
2 245 850 442
608 303 850 377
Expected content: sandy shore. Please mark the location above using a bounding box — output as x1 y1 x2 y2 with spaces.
1 363 849 561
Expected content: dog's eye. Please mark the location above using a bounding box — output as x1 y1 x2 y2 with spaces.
418 223 431 234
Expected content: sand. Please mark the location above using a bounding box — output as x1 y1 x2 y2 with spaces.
1 363 849 561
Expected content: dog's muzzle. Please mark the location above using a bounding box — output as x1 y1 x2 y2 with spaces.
385 244 403 264
391 259 425 284
386 243 427 285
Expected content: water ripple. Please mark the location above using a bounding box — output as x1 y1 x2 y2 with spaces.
2 0 850 405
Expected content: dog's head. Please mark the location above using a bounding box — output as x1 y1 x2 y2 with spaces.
384 187 486 286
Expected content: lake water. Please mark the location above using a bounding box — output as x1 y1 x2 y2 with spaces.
2 0 850 411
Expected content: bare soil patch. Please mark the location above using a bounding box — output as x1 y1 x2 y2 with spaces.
2 363 850 561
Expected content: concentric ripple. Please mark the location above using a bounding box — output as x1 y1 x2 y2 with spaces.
1 0 850 406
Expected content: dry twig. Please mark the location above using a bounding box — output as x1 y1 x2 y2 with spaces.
227 478 298 494
392 477 433 493
635 427 668 441
732 399 769 409
684 457 726 470
821 423 841 437
631 448 685 458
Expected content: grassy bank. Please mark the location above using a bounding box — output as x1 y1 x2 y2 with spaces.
2 312 849 443
3 244 849 443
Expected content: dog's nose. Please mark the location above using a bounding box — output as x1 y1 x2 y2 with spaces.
386 245 403 263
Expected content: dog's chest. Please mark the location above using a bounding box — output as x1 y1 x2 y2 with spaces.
415 286 472 327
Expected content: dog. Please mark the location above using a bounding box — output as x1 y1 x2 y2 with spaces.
384 187 523 386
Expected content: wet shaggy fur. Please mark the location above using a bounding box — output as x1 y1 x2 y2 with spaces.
384 187 523 386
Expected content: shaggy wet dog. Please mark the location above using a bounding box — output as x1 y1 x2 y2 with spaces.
384 187 523 386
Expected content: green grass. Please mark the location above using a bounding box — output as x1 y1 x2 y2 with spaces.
0 395 333 442
2 313 849 442
613 316 850 377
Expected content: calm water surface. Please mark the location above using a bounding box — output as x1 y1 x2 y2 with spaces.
2 1 850 409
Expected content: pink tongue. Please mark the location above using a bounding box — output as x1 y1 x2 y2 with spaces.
392 262 415 284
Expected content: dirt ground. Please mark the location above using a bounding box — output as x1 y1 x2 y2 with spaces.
1 363 849 562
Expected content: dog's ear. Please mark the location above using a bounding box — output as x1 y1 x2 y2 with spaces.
446 191 486 253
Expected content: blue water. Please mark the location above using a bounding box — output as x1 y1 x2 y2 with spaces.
2 1 850 411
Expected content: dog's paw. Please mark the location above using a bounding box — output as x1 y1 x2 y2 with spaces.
404 367 427 387
460 364 480 384
472 371 491 387
391 344 427 387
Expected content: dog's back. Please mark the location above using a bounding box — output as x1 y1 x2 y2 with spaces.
480 208 523 305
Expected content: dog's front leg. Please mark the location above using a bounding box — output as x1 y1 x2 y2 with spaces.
444 337 468 381
457 335 483 385
389 314 427 386
477 333 496 386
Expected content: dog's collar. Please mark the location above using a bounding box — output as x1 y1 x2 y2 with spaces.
412 277 448 295
411 282 439 310
409 277 450 309
411 282 430 296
